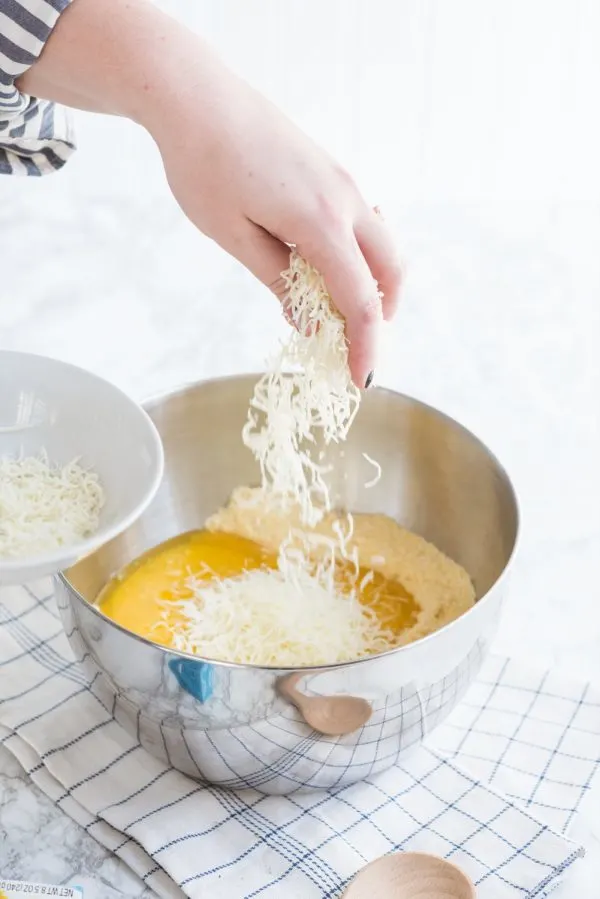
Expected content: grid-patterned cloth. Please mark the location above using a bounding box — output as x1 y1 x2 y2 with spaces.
1 582 599 899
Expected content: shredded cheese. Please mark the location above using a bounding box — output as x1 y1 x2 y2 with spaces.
0 451 104 559
242 251 367 527
362 452 382 488
161 543 394 667
167 251 389 666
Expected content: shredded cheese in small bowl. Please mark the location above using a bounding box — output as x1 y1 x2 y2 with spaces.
0 451 105 560
0 349 164 585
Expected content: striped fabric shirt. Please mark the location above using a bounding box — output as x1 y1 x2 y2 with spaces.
0 0 75 175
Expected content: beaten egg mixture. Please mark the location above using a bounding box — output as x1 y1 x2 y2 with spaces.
97 486 475 655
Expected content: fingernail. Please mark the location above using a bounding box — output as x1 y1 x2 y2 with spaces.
364 371 374 389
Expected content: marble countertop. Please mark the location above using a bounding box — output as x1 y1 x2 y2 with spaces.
1 1 600 892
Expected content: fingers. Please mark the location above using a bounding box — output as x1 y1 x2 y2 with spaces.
220 214 396 391
219 218 294 316
354 209 403 321
233 223 292 299
298 230 381 388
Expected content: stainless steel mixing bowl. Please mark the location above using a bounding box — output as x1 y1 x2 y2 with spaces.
54 375 519 795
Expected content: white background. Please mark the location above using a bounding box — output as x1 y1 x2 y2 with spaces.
1 1 599 895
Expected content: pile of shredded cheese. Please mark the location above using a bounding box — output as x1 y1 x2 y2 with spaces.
242 251 365 527
0 451 104 559
160 511 397 666
165 559 391 667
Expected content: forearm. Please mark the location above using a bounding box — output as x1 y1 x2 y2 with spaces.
16 0 223 131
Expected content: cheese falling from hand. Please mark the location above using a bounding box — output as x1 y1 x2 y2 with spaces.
0 451 104 559
154 253 387 666
242 251 370 527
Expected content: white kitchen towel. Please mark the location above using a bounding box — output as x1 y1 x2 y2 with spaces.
1 582 599 899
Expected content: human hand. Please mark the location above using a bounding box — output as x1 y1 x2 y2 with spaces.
142 40 402 387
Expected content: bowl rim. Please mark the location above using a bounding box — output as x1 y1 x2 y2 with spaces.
56 371 520 672
0 349 165 576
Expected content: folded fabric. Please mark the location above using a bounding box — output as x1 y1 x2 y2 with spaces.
1 582 598 898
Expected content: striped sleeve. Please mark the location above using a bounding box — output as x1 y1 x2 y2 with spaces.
0 0 75 176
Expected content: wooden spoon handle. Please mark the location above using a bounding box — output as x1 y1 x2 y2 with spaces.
277 673 372 736
276 672 304 708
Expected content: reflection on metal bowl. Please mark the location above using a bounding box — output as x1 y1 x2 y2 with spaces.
54 374 519 795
